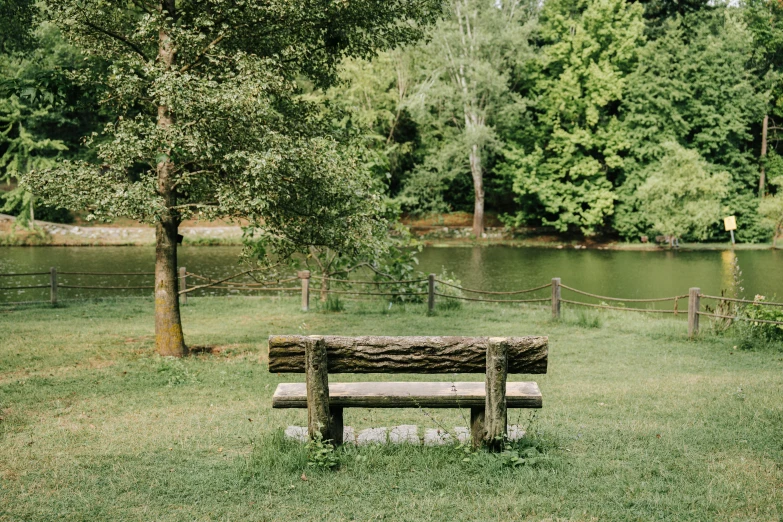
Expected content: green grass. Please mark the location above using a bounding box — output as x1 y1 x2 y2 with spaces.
1 297 782 521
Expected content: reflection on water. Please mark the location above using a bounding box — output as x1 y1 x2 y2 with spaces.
719 250 739 297
417 246 782 301
0 245 781 303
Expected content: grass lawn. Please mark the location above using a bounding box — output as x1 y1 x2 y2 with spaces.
1 296 782 521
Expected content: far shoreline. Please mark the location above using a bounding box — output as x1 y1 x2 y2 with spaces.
2 213 780 250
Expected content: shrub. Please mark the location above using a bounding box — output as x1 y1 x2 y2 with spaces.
435 267 463 310
734 296 783 349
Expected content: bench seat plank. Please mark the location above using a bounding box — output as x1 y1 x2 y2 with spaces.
272 381 542 409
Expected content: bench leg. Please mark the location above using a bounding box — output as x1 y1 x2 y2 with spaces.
485 338 508 451
470 407 485 449
306 336 332 442
330 407 344 446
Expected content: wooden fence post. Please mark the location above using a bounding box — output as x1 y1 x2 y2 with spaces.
49 267 57 305
428 273 435 314
179 267 187 305
551 277 561 319
484 337 508 451
305 336 332 442
298 270 310 312
688 287 700 339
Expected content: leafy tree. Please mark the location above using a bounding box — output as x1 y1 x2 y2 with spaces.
636 142 730 244
302 223 424 304
323 52 422 197
759 185 783 247
616 11 767 241
744 0 783 197
24 0 441 356
1 22 102 225
0 0 37 54
636 0 712 36
402 0 536 237
758 152 783 246
500 0 645 235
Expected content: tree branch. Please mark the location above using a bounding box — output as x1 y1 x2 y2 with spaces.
180 32 229 73
168 202 219 210
79 18 150 61
180 268 265 295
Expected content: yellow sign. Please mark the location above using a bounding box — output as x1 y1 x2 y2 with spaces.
723 216 737 231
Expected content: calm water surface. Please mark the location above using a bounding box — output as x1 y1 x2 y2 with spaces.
0 245 781 303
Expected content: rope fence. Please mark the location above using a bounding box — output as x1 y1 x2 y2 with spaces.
697 311 783 326
58 285 155 290
699 294 783 308
435 293 550 304
57 271 154 276
1 268 782 338
325 289 428 297
310 275 428 285
560 284 688 303
561 299 678 314
435 279 552 295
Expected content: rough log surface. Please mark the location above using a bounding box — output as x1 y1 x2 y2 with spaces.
484 338 508 450
305 337 331 441
268 335 548 374
272 381 542 408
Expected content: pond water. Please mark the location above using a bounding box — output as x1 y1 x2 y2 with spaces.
0 245 781 304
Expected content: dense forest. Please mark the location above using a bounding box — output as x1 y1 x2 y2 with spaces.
2 0 783 243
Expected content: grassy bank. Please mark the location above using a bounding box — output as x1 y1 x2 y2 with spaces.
1 297 782 520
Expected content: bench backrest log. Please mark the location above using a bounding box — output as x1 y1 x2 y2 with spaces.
267 335 548 374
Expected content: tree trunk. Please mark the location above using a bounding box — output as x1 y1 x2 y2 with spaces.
761 114 768 197
154 0 186 357
470 143 484 238
155 219 186 356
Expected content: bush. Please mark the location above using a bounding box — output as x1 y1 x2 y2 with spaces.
435 267 463 310
735 296 783 349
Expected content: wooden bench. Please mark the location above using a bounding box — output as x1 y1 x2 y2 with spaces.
269 335 548 449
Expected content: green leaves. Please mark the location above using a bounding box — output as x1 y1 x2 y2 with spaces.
616 11 766 240
23 0 441 257
400 0 536 217
501 0 645 235
636 142 730 240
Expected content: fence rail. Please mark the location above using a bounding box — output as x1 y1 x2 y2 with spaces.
699 294 783 308
697 311 783 326
560 299 679 314
1 268 781 337
57 271 154 276
560 284 687 303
